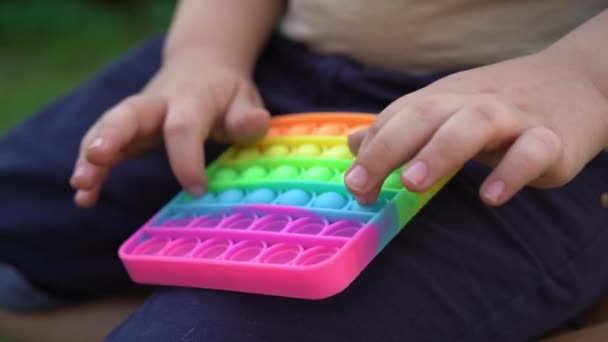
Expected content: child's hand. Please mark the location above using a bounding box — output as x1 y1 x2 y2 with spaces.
70 52 270 208
345 51 608 206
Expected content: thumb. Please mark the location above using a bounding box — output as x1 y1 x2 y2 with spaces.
224 83 271 145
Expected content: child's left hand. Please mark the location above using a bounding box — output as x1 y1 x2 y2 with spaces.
345 51 608 206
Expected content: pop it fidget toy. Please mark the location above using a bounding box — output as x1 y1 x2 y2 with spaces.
119 113 454 299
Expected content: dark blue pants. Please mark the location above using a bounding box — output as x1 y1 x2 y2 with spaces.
1 35 607 341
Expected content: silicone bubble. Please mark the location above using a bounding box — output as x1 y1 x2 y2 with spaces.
161 214 193 227
317 123 346 136
295 144 322 156
323 145 353 159
251 215 290 232
286 124 313 135
220 213 256 230
213 168 238 182
312 191 348 209
266 127 281 137
333 171 346 185
276 189 311 206
260 243 303 265
132 237 170 256
225 241 266 262
384 173 402 189
191 192 216 204
163 238 199 257
244 188 276 204
192 215 223 228
217 189 245 203
322 220 364 238
295 246 339 266
300 166 333 181
193 238 232 259
235 147 260 159
264 144 290 157
241 165 267 180
269 165 299 180
285 217 326 235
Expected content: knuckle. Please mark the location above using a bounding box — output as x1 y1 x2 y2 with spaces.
515 143 546 170
473 100 506 128
551 167 574 186
184 96 214 117
118 95 146 114
470 98 520 139
439 122 470 147
411 96 441 118
366 120 383 137
360 137 398 174
375 137 395 157
163 117 191 136
530 127 562 156
515 128 563 173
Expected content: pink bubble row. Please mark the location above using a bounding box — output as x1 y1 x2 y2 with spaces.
130 236 340 267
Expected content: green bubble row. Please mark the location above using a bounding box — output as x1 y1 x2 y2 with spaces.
207 162 404 191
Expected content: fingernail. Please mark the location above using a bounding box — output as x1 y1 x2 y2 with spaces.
402 161 427 186
89 137 105 150
74 191 86 205
483 180 505 203
187 185 206 197
345 165 369 191
72 165 87 180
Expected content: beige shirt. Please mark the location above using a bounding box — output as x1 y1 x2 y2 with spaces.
281 0 607 73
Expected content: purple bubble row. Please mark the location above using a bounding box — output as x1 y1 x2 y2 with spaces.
129 236 340 267
155 213 364 238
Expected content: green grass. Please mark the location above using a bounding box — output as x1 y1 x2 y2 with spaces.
0 0 174 133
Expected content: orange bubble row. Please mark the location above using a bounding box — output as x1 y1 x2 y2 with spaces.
266 112 375 137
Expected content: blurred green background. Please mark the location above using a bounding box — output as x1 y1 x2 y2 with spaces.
0 0 174 134
0 1 171 340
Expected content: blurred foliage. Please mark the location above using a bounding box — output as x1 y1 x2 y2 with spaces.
0 3 172 340
0 0 174 133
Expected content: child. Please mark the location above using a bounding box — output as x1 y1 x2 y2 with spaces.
1 1 607 340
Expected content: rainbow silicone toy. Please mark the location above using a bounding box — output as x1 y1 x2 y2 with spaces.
119 113 452 299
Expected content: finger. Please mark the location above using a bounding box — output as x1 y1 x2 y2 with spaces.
71 130 110 192
402 107 520 192
354 107 399 156
71 95 165 203
71 128 106 191
347 128 367 155
164 96 215 196
345 107 445 203
223 84 271 144
354 92 438 154
85 95 166 167
71 165 109 207
480 126 562 206
70 161 108 191
74 186 101 208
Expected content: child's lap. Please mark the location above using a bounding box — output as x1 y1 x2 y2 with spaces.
105 153 608 342
0 34 606 340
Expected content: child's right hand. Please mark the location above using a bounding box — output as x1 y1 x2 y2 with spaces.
70 51 270 208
